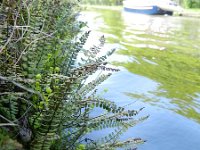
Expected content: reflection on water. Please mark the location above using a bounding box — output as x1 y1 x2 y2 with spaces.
82 8 200 150
117 12 200 124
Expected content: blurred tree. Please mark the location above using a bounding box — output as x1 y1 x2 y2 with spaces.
81 0 123 6
177 0 200 8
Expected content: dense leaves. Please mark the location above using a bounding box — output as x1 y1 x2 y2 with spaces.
178 0 200 8
81 0 123 6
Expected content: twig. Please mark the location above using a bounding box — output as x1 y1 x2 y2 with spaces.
0 10 19 54
0 123 18 126
0 75 45 101
0 115 18 127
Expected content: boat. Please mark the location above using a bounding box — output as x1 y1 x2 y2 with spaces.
123 0 180 15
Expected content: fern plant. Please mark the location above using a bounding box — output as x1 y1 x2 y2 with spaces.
0 0 147 150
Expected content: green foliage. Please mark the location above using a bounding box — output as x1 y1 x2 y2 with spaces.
177 0 200 8
81 0 123 6
0 0 146 150
0 128 23 150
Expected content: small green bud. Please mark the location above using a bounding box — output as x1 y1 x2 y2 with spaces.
91 104 95 109
46 87 52 94
103 88 108 93
85 128 90 133
55 79 59 83
55 67 60 73
35 81 40 86
77 144 85 150
54 86 59 90
47 53 52 59
35 86 41 92
39 102 44 109
36 74 42 80
44 96 49 102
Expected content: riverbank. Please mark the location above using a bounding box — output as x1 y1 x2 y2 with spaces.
81 5 200 18
174 9 200 18
81 5 122 11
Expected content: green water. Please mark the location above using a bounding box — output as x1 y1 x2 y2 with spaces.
82 8 200 150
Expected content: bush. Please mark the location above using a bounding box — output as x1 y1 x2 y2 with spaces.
181 0 200 8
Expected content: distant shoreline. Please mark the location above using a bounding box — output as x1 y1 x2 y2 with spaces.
174 9 200 18
81 5 200 18
81 5 123 11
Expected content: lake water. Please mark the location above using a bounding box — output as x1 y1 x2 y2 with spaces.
81 8 200 150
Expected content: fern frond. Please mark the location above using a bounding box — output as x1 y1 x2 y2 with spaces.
78 74 112 96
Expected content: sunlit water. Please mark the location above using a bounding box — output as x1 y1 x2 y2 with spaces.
80 8 200 150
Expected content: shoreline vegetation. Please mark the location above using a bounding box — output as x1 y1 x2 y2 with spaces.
0 1 147 149
175 8 200 17
81 4 200 18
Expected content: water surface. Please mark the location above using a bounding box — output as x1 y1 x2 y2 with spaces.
81 8 200 150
